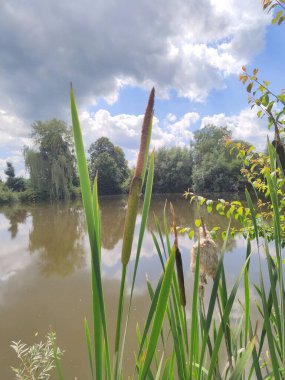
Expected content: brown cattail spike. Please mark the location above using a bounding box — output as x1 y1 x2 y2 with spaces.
176 247 186 306
135 88 155 177
170 202 186 306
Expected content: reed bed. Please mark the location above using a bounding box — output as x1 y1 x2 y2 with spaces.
47 86 285 380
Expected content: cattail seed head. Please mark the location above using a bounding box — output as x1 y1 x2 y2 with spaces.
191 224 218 297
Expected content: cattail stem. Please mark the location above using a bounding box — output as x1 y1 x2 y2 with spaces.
115 88 155 376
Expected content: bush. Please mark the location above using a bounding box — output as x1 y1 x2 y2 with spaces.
0 182 16 204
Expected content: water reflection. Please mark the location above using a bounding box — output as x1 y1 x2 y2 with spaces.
0 195 269 379
100 196 126 249
147 194 237 252
28 203 86 277
1 206 28 239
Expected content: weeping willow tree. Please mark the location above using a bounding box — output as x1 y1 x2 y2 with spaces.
24 119 76 200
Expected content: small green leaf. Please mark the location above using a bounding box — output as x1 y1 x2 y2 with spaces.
188 230 195 239
278 94 285 105
195 218 201 227
278 14 285 24
261 93 269 106
246 82 253 93
272 10 282 24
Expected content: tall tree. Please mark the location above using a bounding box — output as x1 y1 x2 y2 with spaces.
24 119 76 199
153 147 193 193
5 162 26 192
191 125 246 192
5 162 15 178
88 137 129 195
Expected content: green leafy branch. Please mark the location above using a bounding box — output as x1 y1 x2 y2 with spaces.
239 67 285 136
262 0 285 25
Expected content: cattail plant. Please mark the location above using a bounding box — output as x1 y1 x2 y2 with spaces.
121 87 154 267
114 89 155 377
170 202 186 306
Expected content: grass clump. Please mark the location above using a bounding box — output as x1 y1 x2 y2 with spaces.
11 332 64 380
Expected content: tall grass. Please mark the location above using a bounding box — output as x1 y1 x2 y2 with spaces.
143 141 284 379
47 86 285 380
69 85 177 380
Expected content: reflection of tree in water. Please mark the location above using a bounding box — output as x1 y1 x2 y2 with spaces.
29 203 86 277
99 196 127 250
148 195 237 253
2 206 28 239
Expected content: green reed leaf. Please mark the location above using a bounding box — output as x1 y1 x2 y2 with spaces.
138 247 176 380
84 318 94 380
70 86 111 379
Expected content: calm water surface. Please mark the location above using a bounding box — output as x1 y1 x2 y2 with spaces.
0 195 269 379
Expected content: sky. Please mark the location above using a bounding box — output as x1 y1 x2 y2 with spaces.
0 0 284 178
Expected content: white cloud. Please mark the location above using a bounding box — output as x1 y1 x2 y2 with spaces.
201 107 273 150
0 0 271 175
0 110 32 178
79 109 199 164
0 0 269 120
0 104 273 179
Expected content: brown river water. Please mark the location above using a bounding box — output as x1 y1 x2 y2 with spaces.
0 195 269 379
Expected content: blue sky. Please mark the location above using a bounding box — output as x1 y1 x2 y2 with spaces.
0 0 284 177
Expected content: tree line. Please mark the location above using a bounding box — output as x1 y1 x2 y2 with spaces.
0 119 248 203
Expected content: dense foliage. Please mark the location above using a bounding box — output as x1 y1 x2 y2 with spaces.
0 180 15 204
1 125 251 202
24 119 77 200
88 137 130 195
5 162 26 192
153 147 192 193
191 126 246 192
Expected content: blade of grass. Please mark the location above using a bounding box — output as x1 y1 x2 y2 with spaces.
189 237 201 378
84 318 94 379
244 238 251 347
228 337 256 380
259 256 281 379
198 222 231 380
138 247 176 380
70 85 111 379
51 333 64 380
91 177 103 380
154 354 164 380
206 254 251 380
137 274 163 359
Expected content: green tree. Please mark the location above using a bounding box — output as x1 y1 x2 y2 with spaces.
5 162 26 192
88 137 129 195
191 125 246 192
24 119 76 200
153 147 193 193
5 162 15 178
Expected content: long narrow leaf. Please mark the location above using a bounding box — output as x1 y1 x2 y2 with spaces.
84 318 94 379
229 337 256 380
138 247 176 380
70 86 111 379
206 255 251 380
